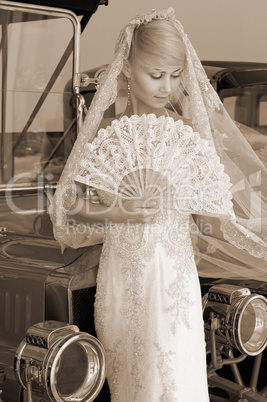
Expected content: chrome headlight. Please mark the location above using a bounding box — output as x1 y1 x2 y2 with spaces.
203 284 267 356
14 321 106 402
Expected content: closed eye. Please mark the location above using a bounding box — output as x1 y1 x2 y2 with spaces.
150 74 162 80
150 69 183 80
150 74 180 80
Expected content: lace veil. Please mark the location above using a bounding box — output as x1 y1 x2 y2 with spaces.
49 8 267 280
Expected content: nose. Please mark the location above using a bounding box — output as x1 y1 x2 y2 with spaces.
160 76 171 93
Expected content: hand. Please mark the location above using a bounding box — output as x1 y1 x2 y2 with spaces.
118 197 160 224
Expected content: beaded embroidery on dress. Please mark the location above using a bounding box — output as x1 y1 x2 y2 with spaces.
73 115 233 401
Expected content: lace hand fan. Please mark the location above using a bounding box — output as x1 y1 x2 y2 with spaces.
75 114 233 216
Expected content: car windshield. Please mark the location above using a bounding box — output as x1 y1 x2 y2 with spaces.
221 86 267 135
220 85 267 167
0 7 77 186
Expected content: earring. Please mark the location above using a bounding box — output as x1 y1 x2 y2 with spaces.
127 81 131 106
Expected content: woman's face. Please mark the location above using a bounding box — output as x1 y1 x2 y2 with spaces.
127 57 183 115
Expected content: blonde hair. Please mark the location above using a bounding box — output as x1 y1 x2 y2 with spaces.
128 19 185 68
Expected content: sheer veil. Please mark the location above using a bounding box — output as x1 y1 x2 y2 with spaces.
49 8 267 280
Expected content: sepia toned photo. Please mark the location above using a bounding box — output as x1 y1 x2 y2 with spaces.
0 1 267 401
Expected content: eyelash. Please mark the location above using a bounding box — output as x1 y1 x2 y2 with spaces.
150 75 180 80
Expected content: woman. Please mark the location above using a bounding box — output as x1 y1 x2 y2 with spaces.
49 8 267 401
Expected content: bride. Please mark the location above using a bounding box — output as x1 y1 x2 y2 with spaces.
49 8 267 401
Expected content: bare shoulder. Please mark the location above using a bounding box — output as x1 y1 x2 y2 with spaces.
167 109 192 127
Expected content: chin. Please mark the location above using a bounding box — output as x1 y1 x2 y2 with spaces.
154 99 169 107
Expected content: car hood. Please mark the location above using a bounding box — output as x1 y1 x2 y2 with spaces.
0 188 96 271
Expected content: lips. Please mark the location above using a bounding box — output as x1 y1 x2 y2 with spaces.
155 96 169 100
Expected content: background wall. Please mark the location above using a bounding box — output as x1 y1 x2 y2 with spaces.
80 0 267 71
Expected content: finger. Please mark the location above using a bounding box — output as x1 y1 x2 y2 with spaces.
142 197 160 209
139 204 160 215
120 201 136 214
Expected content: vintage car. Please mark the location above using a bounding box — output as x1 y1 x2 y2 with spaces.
0 1 110 401
0 1 267 401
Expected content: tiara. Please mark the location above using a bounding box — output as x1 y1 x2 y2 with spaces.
129 7 176 27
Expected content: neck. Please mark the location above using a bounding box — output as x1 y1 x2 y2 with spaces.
122 104 167 118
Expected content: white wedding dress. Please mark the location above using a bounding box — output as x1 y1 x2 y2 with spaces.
95 211 210 401
76 115 233 401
